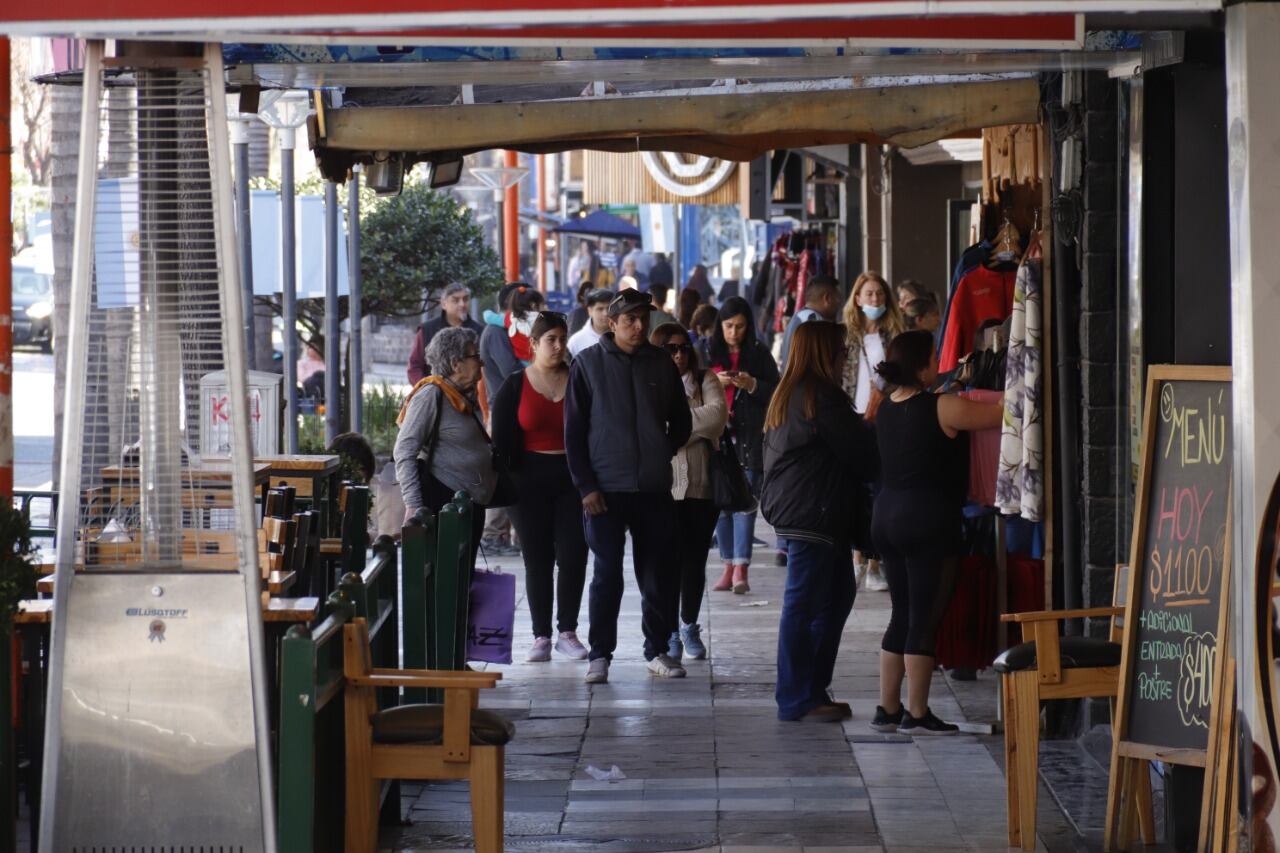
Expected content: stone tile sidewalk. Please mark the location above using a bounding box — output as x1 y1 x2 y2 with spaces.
387 518 1081 852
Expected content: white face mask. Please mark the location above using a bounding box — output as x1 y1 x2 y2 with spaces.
861 304 887 321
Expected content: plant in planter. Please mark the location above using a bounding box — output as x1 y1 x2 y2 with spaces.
0 503 39 632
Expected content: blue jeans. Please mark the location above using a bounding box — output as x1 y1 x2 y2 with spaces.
716 468 758 565
775 538 856 720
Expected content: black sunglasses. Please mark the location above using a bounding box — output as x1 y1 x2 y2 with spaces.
537 310 566 321
663 342 694 354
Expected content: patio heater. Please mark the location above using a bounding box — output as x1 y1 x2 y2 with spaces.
257 90 313 453
40 42 275 850
470 165 528 275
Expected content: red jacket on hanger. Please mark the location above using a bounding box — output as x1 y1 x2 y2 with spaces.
938 265 1018 371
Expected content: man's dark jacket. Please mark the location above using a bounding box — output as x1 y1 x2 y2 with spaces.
406 314 484 384
565 333 692 497
760 381 879 545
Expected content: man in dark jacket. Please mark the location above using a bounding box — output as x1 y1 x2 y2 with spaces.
566 288 693 684
407 282 484 384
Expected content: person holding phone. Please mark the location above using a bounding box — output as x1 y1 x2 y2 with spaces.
699 296 780 595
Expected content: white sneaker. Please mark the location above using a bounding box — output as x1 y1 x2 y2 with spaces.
555 631 589 660
646 654 687 678
585 658 609 684
526 636 552 662
855 561 868 590
865 568 889 592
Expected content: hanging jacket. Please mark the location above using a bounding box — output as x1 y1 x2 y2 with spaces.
938 265 1017 372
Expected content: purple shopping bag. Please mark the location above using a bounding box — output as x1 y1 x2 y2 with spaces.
467 569 515 664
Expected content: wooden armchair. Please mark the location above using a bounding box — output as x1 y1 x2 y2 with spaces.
995 565 1154 851
343 617 512 853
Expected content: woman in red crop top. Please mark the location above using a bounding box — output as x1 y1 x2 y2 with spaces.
491 312 589 663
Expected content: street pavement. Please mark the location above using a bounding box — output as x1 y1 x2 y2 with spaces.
386 517 1083 852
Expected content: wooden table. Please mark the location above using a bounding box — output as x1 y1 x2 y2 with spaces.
255 454 342 536
100 461 273 521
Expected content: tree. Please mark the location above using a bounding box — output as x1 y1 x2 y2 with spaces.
255 176 503 346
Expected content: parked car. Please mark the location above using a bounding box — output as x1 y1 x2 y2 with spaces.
12 262 53 352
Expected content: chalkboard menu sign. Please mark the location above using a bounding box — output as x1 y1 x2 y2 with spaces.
1114 366 1232 764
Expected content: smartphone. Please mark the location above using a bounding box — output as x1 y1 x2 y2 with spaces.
722 370 740 378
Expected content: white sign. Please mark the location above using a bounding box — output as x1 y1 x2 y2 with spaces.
641 152 736 198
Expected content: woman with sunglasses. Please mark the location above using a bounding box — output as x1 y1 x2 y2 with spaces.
492 311 590 662
651 322 728 660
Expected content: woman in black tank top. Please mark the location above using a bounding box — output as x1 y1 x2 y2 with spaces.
868 331 1003 736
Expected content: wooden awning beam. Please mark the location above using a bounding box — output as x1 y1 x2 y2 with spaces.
311 77 1040 169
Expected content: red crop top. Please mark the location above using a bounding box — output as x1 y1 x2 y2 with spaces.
518 374 566 452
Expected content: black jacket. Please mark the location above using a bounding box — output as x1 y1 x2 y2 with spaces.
760 381 879 545
699 338 780 473
565 333 692 497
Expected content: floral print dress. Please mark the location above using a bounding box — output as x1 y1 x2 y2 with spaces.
996 258 1043 521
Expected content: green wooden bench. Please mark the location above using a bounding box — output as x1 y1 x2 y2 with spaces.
401 491 477 703
277 536 398 853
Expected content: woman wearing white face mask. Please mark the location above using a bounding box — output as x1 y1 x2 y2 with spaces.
841 271 906 593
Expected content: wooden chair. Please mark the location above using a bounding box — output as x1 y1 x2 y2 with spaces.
343 617 511 853
996 564 1154 851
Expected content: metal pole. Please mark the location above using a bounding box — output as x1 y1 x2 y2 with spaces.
503 150 520 281
494 188 505 277
0 36 14 853
536 154 547 291
347 169 363 432
230 120 255 370
280 131 298 452
0 36 11 498
324 181 339 445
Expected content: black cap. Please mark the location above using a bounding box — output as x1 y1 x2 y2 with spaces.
608 288 652 318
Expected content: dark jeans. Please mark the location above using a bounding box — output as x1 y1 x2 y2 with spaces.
673 498 720 626
507 452 588 638
583 491 677 662
775 538 856 720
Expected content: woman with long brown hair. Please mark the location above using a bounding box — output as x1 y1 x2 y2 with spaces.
842 270 905 593
760 322 878 722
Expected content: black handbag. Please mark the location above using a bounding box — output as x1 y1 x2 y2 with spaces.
710 430 757 513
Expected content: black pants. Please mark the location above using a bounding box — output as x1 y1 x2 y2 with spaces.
418 463 486 556
583 491 677 662
507 452 588 638
871 486 959 656
673 498 720 626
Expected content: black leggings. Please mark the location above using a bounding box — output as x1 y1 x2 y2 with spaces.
871 486 959 657
673 498 720 626
507 451 588 638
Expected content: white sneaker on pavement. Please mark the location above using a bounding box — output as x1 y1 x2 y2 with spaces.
555 631 589 660
646 654 687 678
854 561 868 590
865 568 889 592
526 636 552 662
585 658 609 684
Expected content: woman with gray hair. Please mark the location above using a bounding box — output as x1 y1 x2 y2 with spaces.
394 326 495 548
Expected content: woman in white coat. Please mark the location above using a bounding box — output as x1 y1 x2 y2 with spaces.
652 322 728 661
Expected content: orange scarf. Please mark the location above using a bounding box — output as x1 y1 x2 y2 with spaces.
397 375 471 426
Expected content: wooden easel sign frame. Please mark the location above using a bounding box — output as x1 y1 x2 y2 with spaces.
1104 365 1233 851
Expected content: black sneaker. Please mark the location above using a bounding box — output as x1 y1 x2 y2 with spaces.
899 707 959 736
869 705 906 732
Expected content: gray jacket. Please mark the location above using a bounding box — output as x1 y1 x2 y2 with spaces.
393 383 496 509
479 322 520 407
565 334 693 497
